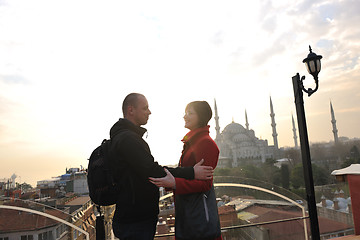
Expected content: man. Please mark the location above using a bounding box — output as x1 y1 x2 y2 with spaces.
110 93 213 240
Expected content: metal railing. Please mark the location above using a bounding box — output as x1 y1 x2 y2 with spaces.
0 205 90 240
156 180 309 239
1 178 309 240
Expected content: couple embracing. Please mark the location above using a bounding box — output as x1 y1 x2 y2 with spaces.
108 93 222 240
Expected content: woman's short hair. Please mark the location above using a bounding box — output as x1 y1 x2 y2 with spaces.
186 101 212 127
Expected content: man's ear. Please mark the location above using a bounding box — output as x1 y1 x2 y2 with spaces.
127 105 134 116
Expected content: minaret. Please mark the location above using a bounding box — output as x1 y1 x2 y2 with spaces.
330 101 339 144
292 114 299 148
214 99 221 141
245 109 249 130
270 97 279 150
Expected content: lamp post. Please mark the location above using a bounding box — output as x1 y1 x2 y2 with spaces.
292 46 322 240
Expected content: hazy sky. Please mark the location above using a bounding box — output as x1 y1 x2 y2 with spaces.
1 0 359 186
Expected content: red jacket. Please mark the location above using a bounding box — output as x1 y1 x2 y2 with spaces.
174 126 222 240
175 125 219 194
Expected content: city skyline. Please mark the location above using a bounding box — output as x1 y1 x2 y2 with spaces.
1 0 360 186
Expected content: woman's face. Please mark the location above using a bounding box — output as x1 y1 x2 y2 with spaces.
184 106 200 131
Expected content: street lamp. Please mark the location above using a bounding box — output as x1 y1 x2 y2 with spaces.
292 46 322 240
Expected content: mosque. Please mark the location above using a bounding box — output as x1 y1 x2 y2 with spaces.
213 98 340 168
213 98 279 168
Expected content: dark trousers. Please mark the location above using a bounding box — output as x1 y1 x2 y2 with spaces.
112 217 158 240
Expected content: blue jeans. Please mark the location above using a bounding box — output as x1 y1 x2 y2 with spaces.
112 217 158 240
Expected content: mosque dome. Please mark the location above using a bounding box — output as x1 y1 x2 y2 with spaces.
220 122 259 150
222 122 246 135
212 97 280 167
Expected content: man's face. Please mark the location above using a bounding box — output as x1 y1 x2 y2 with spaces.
131 96 151 126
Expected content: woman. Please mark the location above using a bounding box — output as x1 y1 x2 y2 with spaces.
150 101 222 240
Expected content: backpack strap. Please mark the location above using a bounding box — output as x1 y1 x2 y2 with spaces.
106 130 128 188
101 139 117 187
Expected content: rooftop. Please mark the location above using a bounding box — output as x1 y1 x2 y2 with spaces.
0 206 68 233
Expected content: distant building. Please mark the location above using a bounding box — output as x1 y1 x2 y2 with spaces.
37 167 88 197
215 121 275 167
63 196 97 239
318 190 351 213
213 98 351 168
37 177 61 198
214 99 278 167
274 158 292 168
72 172 88 195
0 195 97 240
0 176 17 196
0 202 69 240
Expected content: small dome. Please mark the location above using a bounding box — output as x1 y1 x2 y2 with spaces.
337 198 348 210
325 199 333 208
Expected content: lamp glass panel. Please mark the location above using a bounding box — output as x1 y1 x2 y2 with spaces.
310 61 316 73
316 59 321 72
305 62 310 74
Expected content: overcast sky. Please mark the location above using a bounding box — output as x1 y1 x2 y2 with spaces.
1 0 359 186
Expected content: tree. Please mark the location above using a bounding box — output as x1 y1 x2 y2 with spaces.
310 143 327 161
312 164 329 186
214 165 267 182
214 168 231 176
350 145 360 159
282 148 301 167
241 165 263 180
290 163 329 189
262 159 281 186
341 157 357 168
281 164 290 189
290 164 304 189
341 145 360 168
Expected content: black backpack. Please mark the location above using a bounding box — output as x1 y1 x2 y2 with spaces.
87 139 118 206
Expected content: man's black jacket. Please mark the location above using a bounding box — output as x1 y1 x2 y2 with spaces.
109 118 194 224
